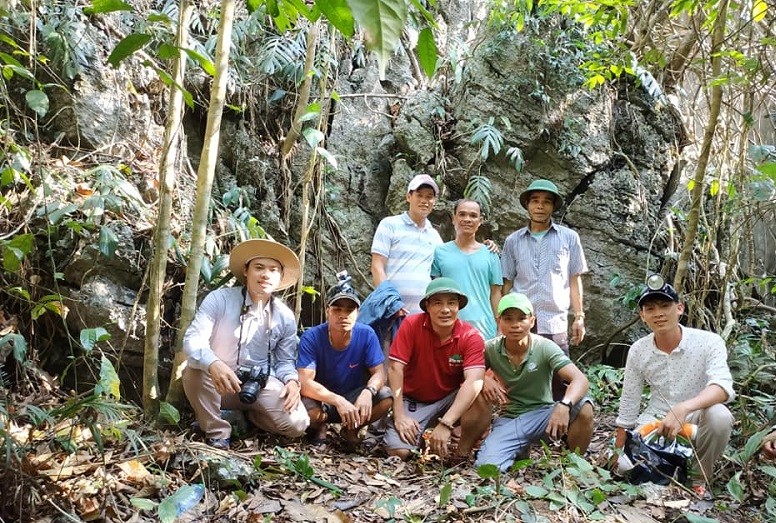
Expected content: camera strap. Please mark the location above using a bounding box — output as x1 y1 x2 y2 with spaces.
235 286 272 374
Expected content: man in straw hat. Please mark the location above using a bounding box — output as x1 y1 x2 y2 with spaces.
501 179 588 400
182 239 310 449
384 277 486 460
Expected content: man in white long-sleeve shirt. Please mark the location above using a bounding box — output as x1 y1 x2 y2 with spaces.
614 277 734 495
182 239 310 448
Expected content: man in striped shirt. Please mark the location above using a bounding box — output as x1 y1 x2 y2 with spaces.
501 179 588 399
371 174 444 314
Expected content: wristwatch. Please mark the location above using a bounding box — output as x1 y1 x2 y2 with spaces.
366 385 378 397
558 399 573 409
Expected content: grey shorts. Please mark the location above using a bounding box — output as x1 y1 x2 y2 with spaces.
383 390 458 451
302 385 392 423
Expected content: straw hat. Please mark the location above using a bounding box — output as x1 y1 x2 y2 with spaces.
229 239 301 290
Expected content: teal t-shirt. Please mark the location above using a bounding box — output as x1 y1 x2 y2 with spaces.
431 242 502 339
485 335 571 418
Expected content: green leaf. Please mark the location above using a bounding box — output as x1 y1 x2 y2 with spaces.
347 0 408 78
184 48 216 76
756 162 776 178
99 225 119 258
108 33 152 67
80 327 111 352
157 496 177 523
525 485 549 497
0 333 27 363
752 0 767 22
684 514 720 523
84 0 133 15
317 0 355 37
726 471 745 503
316 147 338 169
438 482 452 506
476 463 500 479
96 355 121 398
200 256 212 283
25 90 50 117
416 27 437 78
156 43 178 60
246 0 262 13
130 498 157 510
158 401 181 424
303 128 325 148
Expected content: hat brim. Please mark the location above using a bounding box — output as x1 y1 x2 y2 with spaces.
637 291 678 307
327 293 361 307
420 291 468 312
519 190 563 210
229 239 301 290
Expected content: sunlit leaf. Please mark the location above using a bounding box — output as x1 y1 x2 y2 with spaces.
84 0 133 15
80 327 111 352
416 27 437 78
108 33 152 67
316 147 338 169
130 498 157 510
752 0 767 22
476 463 500 478
317 0 355 37
303 127 325 148
184 48 216 76
347 0 407 78
96 355 121 398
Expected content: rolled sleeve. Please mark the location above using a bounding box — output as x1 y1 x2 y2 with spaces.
183 292 223 371
706 341 736 403
615 344 644 429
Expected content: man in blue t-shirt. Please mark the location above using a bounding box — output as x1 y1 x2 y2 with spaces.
298 276 393 444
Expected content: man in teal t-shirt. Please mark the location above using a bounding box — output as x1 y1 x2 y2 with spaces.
458 293 594 471
431 199 502 339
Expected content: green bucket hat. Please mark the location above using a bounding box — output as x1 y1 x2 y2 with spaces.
420 277 469 312
519 179 563 210
497 293 534 317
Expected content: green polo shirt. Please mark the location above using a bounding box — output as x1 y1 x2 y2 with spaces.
485 335 571 418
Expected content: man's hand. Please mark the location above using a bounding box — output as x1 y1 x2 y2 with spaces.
279 380 301 412
661 405 689 439
481 373 508 407
762 430 776 459
428 424 452 458
484 239 501 254
545 403 570 440
394 413 421 445
571 317 585 345
209 360 242 395
353 390 374 427
334 397 361 429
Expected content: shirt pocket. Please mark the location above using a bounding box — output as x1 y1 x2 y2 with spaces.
552 247 570 275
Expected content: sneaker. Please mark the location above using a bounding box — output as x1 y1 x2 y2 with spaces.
206 437 231 449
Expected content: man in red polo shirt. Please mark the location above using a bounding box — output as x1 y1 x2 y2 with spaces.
384 278 486 460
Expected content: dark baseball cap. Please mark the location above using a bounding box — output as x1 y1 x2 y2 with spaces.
325 285 361 307
637 283 680 307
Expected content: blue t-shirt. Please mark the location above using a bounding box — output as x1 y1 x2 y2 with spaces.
297 322 384 395
431 242 502 339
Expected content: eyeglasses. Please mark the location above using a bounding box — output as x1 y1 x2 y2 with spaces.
646 274 665 290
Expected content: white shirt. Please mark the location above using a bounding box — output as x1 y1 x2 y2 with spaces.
616 326 735 428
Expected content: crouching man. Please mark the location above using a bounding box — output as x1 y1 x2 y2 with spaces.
297 275 392 445
461 293 594 471
385 278 486 460
182 239 310 449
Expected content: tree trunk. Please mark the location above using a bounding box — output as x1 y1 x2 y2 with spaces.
165 0 236 407
142 0 193 419
673 0 729 295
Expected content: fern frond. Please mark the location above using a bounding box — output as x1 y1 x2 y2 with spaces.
470 117 504 161
464 175 493 217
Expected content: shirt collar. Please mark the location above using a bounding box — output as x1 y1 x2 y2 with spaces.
518 220 557 236
401 211 432 231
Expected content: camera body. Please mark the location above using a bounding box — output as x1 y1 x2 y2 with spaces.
235 364 269 404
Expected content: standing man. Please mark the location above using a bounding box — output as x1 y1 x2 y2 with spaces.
371 174 443 314
431 199 502 340
384 278 486 460
501 179 588 399
183 239 310 449
462 293 594 471
614 277 735 495
297 276 392 445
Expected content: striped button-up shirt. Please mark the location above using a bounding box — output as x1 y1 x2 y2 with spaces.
501 221 588 334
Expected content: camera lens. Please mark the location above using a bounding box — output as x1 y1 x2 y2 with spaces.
239 381 260 404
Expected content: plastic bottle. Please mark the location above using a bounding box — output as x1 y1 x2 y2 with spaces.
170 483 205 516
638 420 697 440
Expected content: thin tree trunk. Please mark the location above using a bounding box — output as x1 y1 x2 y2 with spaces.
673 0 729 294
165 0 236 407
143 0 193 419
281 23 318 159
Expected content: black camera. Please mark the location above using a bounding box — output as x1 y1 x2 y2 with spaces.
236 365 269 404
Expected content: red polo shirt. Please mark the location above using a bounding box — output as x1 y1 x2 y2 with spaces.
389 313 485 403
